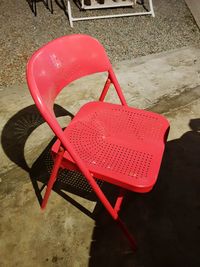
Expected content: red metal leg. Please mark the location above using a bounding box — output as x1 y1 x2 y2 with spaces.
114 189 125 213
116 217 137 251
113 189 137 251
100 192 137 251
41 143 136 250
77 171 137 251
99 77 111 101
93 185 136 251
41 148 64 210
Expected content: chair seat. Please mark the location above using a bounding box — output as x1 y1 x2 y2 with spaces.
52 101 169 193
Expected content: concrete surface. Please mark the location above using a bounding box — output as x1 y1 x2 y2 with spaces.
1 47 200 266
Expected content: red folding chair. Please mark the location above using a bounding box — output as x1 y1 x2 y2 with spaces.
26 34 169 251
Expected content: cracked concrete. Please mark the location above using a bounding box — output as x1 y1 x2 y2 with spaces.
1 47 200 266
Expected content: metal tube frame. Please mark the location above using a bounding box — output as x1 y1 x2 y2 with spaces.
41 73 137 251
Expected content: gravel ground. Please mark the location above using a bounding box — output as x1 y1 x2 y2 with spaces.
0 0 200 87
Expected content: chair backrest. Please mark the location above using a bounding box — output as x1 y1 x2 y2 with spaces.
26 34 124 170
27 34 129 219
26 34 112 119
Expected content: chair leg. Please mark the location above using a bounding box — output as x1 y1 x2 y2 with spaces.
67 0 74 28
49 0 53 14
114 190 137 251
116 217 137 251
97 187 137 251
149 0 155 17
41 148 64 210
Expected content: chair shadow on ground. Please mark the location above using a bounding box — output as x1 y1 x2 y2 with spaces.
2 106 200 267
1 104 118 218
89 118 200 267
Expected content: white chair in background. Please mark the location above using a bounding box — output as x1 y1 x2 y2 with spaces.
66 0 155 27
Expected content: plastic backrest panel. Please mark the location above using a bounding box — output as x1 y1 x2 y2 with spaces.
27 34 111 114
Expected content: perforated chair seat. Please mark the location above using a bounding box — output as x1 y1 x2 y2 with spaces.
52 101 169 193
